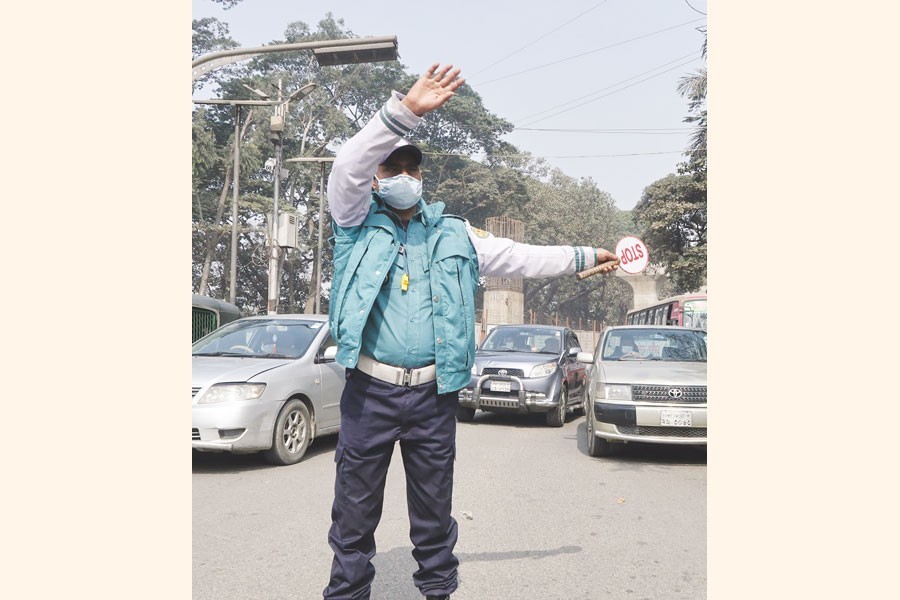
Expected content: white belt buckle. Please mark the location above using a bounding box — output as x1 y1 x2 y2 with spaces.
402 369 412 386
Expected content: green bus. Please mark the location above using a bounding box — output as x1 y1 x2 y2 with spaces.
192 294 242 342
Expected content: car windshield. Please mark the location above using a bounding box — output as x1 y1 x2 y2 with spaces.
600 328 706 362
192 319 324 359
480 327 562 354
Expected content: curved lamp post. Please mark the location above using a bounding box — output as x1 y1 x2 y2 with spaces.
192 36 399 82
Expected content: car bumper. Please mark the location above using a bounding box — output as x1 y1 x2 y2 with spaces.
191 400 281 454
592 401 707 445
458 373 561 413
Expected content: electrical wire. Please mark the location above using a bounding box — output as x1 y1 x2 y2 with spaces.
517 55 701 127
468 1 610 79
471 17 705 86
684 0 707 16
512 50 700 124
514 127 693 134
423 150 686 159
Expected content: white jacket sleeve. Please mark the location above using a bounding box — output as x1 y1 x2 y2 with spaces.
327 91 423 227
466 222 600 278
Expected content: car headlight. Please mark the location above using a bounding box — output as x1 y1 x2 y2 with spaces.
599 384 632 401
197 383 266 404
530 361 557 378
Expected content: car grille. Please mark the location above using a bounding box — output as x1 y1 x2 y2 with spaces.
632 385 706 404
482 367 525 377
617 425 707 438
192 428 201 440
192 387 201 398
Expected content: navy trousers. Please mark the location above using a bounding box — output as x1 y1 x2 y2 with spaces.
323 368 460 599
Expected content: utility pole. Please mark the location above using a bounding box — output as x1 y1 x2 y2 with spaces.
267 79 285 315
284 156 335 315
265 81 319 314
194 97 288 304
229 105 241 304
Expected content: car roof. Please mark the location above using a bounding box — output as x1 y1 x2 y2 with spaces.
605 325 705 332
489 324 566 332
235 314 329 322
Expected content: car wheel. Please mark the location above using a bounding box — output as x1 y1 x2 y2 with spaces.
546 385 568 427
586 410 614 457
263 399 312 466
457 406 476 422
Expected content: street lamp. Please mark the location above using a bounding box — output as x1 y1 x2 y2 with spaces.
284 156 335 314
193 97 288 304
312 42 400 66
192 36 399 81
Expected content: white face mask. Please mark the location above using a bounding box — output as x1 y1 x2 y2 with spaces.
376 174 422 210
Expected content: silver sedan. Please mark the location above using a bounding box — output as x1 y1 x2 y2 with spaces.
577 325 707 457
192 314 344 465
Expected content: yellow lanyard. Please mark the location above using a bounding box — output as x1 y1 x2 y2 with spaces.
399 244 409 292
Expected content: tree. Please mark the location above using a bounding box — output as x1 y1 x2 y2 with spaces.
677 32 707 176
634 173 706 293
192 18 240 92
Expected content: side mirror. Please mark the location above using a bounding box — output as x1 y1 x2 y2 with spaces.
318 345 338 363
576 351 594 364
568 347 581 357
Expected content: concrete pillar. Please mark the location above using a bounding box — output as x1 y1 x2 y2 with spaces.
615 272 668 311
482 217 524 326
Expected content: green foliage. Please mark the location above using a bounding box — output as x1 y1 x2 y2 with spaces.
634 173 706 293
192 18 240 92
677 30 707 177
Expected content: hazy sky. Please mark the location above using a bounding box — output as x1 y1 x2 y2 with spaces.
192 0 707 210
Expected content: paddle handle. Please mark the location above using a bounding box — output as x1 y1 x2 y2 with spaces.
576 259 620 280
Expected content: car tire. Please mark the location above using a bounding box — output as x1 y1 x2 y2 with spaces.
263 399 312 466
545 385 568 427
586 409 614 457
457 406 476 422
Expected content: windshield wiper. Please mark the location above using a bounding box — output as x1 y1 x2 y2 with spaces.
193 352 255 357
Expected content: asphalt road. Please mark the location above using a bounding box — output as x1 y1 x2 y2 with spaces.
193 409 707 600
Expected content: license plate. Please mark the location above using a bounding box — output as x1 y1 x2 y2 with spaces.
490 380 511 392
660 410 692 427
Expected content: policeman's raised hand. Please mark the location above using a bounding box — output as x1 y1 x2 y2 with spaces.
402 63 464 116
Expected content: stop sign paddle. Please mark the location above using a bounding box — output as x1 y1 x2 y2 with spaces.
615 236 649 274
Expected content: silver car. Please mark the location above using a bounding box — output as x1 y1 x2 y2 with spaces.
577 325 707 456
458 325 587 427
192 314 344 465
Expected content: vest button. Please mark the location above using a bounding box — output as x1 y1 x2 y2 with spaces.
433 295 439 302
437 338 443 344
